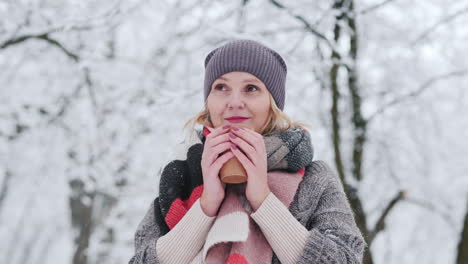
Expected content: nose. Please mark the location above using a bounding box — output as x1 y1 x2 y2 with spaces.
226 91 245 109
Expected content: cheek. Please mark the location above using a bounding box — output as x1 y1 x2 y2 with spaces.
207 100 223 119
251 98 270 119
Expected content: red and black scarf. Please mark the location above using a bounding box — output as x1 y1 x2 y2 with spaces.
153 126 314 238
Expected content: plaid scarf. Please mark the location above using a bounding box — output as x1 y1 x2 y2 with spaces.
155 126 314 263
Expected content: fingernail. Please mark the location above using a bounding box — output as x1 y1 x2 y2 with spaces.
232 126 239 131
223 125 230 129
231 143 237 149
229 132 236 138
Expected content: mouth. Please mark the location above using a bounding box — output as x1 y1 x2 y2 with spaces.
225 117 250 123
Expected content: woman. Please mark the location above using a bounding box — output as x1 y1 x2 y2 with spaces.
129 39 367 264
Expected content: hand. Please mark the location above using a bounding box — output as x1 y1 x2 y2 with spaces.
200 125 233 217
228 126 271 211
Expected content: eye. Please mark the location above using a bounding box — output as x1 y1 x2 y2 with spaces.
246 85 258 92
214 84 226 91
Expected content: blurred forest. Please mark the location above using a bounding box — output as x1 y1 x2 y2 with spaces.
1 0 468 263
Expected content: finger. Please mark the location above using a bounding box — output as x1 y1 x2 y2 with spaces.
207 142 232 165
206 125 231 144
230 143 253 170
240 126 264 143
211 150 234 171
202 134 229 166
204 141 231 166
231 126 260 150
209 133 231 148
228 133 256 163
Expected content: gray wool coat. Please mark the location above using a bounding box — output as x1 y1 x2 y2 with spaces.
129 160 367 263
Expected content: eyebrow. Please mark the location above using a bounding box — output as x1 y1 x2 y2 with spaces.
217 76 260 83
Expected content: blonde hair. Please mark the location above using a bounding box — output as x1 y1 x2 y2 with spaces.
183 92 311 141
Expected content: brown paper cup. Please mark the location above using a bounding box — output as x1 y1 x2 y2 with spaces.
219 157 247 184
219 124 253 184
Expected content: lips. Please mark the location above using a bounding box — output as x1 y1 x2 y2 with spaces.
225 117 249 123
225 116 249 120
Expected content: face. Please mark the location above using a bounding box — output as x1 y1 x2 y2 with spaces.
207 72 271 133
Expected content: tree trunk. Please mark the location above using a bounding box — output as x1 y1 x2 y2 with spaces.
69 179 95 264
457 197 468 264
330 1 374 263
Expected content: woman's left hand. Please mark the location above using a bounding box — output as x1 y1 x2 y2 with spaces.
229 126 271 211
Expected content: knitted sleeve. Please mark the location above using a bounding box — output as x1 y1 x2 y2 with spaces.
250 192 310 264
128 197 215 264
296 161 367 264
128 198 162 264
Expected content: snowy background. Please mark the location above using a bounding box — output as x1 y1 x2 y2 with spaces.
1 0 467 263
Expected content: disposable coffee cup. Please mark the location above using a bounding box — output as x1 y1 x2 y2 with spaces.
219 124 253 184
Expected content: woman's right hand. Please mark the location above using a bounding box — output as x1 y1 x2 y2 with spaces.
200 124 233 217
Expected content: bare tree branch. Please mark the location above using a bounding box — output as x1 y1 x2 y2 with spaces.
411 4 468 44
405 196 459 231
0 32 80 62
269 0 336 50
0 169 12 216
48 84 84 125
36 226 58 263
255 26 305 36
368 190 406 244
5 192 36 261
83 66 98 113
368 69 468 123
359 0 397 15
19 224 45 264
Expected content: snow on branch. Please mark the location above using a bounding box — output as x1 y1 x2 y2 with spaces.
0 31 79 62
411 4 468 44
359 0 397 15
269 0 336 51
368 190 406 244
368 69 468 123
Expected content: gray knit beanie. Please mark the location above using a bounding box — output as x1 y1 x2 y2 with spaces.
203 39 287 110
